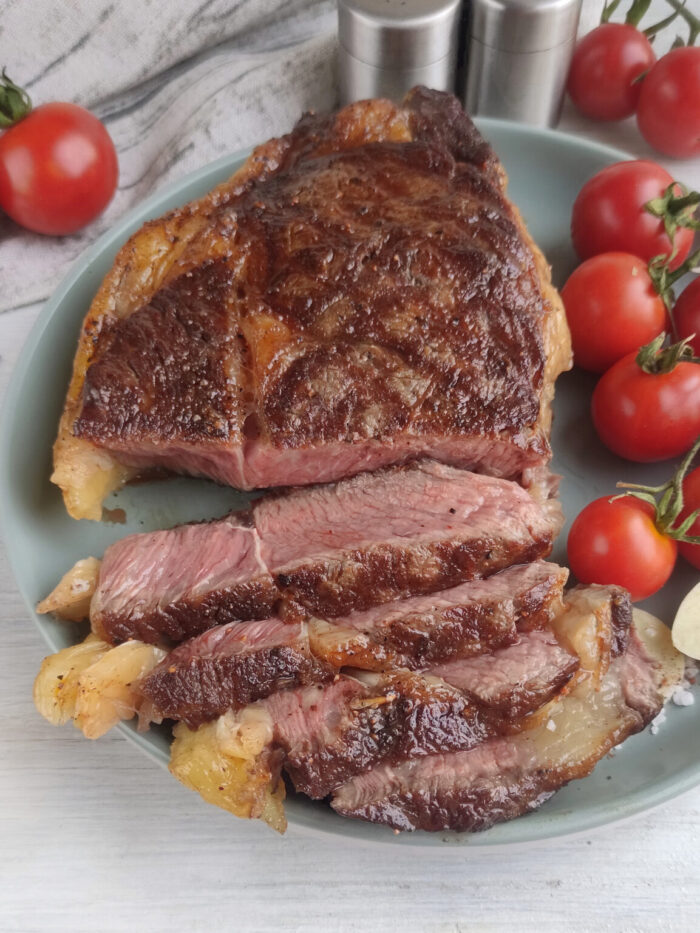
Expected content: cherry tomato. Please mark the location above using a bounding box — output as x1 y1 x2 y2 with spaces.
567 496 677 601
592 351 700 462
560 252 667 373
678 467 700 570
571 161 694 270
567 24 656 121
0 102 118 235
637 47 700 159
675 277 700 357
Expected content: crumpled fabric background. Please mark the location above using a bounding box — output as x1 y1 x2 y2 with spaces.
0 0 336 314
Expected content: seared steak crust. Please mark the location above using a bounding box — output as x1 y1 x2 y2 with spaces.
56 87 570 518
431 629 579 719
75 259 245 461
331 634 661 833
267 674 491 800
141 619 333 728
309 561 567 671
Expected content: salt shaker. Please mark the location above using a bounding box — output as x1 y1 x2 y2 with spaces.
337 0 463 106
463 0 582 127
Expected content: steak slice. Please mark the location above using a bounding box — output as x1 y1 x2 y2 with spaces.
308 561 567 670
90 515 277 645
255 460 557 617
267 627 578 800
430 629 579 719
53 87 571 522
137 565 572 734
330 630 663 833
89 460 557 645
266 673 490 800
140 618 333 728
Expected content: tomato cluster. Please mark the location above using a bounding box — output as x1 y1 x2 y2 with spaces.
563 158 700 601
567 10 700 159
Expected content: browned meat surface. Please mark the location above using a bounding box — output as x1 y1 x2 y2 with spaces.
331 627 663 833
90 515 277 645
309 561 567 671
52 87 570 522
140 618 334 728
430 629 579 719
90 460 558 646
266 673 490 800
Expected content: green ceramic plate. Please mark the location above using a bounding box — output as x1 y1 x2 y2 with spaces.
1 119 698 848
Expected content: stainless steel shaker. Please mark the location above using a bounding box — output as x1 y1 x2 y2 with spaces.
337 0 463 106
463 0 582 126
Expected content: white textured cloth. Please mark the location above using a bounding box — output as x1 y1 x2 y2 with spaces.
0 0 336 313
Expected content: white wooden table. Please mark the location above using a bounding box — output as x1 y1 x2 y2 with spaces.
2 2 700 930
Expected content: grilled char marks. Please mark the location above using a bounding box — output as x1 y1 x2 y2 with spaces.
76 259 244 451
73 88 550 479
246 142 546 449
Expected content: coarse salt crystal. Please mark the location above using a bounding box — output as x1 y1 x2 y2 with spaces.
672 686 695 707
650 707 667 736
546 719 556 732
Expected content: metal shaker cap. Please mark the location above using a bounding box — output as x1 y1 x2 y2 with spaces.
470 0 581 53
338 0 463 69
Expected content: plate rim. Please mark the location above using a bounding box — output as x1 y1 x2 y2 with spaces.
3 118 696 848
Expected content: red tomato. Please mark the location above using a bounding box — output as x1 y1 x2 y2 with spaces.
571 161 694 270
592 350 700 461
567 24 656 121
678 467 700 570
675 277 700 357
567 496 677 601
560 252 667 373
0 102 118 235
637 47 700 159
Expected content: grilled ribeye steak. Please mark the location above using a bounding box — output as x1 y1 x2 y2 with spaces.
91 460 559 646
310 560 567 671
52 87 570 520
139 566 573 727
330 631 661 832
140 618 334 728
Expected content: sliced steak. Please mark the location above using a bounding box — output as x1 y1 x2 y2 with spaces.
255 460 556 617
139 619 333 727
90 515 276 645
331 630 663 833
267 628 577 800
431 629 579 719
266 673 490 799
308 561 567 670
90 460 557 645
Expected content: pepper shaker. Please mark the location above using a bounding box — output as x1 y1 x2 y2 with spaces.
463 0 582 127
337 0 463 106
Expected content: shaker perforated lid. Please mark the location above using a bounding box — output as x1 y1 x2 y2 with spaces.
338 0 463 68
470 0 581 53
